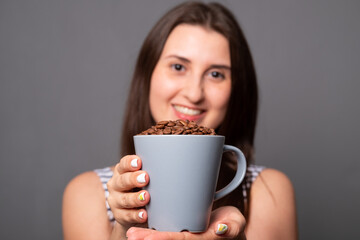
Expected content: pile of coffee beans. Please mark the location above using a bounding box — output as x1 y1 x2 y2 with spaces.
138 119 216 135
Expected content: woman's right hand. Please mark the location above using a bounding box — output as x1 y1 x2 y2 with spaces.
107 155 150 236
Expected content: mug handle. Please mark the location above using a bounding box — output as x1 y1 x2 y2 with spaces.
213 145 247 200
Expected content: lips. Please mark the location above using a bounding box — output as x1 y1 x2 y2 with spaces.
172 104 205 122
173 105 202 116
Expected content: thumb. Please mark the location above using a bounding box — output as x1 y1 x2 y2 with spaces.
209 206 246 239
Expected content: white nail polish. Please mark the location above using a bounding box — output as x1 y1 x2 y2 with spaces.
216 224 228 235
136 173 146 183
138 211 144 219
131 158 138 168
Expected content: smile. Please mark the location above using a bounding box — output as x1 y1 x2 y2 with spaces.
173 105 203 116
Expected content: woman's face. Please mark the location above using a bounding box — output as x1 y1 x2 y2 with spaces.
149 24 231 129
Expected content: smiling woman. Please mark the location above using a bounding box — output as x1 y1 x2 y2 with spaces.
62 2 298 240
149 24 232 128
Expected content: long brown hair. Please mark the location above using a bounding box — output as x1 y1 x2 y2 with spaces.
121 1 258 218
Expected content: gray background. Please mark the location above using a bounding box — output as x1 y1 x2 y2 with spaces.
0 0 359 239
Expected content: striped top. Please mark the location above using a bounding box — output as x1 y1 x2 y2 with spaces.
94 164 265 224
94 167 115 222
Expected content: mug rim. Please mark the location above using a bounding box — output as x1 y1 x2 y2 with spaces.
134 135 224 138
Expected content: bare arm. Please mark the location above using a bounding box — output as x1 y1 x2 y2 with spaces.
62 171 112 240
245 168 298 240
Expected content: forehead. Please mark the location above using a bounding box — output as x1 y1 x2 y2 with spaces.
161 24 230 65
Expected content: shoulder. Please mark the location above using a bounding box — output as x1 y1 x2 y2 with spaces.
246 168 298 239
64 171 102 194
62 171 112 240
64 167 114 201
252 168 295 197
63 171 106 208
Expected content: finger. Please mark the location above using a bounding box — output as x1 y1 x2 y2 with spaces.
127 207 245 240
112 208 148 226
127 228 188 240
209 206 246 239
116 155 142 174
127 226 230 240
107 190 150 209
112 171 149 192
213 223 246 239
126 227 155 240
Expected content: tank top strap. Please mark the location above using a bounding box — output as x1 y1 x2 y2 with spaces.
94 167 115 224
242 164 266 204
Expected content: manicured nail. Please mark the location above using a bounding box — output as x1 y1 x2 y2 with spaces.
138 192 146 201
216 224 228 235
136 173 146 183
138 211 144 219
131 158 138 168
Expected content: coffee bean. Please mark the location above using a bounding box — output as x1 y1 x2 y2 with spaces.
137 119 217 135
167 122 176 127
179 120 187 126
155 124 165 129
174 129 184 135
163 127 172 134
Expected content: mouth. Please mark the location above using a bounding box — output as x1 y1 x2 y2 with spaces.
173 105 202 115
172 104 205 121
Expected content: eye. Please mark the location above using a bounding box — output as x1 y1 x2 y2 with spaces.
171 64 185 71
209 71 225 79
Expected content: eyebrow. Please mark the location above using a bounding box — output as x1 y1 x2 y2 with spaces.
165 54 191 63
164 54 231 70
208 64 231 71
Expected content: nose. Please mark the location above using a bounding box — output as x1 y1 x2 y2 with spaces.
182 76 205 103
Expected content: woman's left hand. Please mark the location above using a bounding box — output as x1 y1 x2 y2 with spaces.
126 206 246 240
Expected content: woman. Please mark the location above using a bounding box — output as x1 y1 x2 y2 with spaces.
62 2 297 239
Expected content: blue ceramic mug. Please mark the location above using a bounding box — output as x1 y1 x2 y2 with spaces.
134 135 246 232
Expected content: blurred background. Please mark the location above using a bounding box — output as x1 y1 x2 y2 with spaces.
1 0 359 239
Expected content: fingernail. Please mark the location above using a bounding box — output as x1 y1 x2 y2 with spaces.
138 192 146 201
136 173 146 183
216 224 228 235
131 158 138 168
138 211 144 219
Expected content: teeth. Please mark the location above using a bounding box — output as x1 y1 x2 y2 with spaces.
174 105 201 116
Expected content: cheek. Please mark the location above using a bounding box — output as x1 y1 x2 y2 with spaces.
151 64 182 97
149 67 164 103
203 83 231 129
149 68 180 118
208 83 231 111
150 73 178 102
